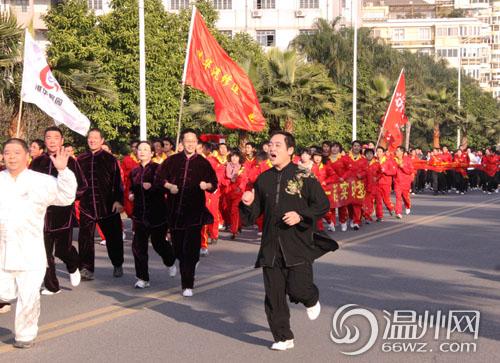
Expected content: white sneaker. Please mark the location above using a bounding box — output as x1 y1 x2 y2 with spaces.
169 264 177 278
340 223 347 232
200 248 209 257
70 269 81 287
218 224 224 231
41 288 61 296
306 301 321 320
257 231 262 237
99 240 106 246
270 339 294 351
134 279 150 289
327 223 336 232
349 220 354 229
396 214 403 219
122 232 126 240
352 224 360 231
405 208 411 215
182 288 193 297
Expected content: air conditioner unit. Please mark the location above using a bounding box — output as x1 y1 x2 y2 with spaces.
295 10 306 18
251 10 262 18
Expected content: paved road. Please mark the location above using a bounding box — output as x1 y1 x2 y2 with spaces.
1 192 499 363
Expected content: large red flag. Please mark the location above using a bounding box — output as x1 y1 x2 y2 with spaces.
184 8 265 131
379 69 408 151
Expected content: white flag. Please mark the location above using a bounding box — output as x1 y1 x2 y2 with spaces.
21 30 90 136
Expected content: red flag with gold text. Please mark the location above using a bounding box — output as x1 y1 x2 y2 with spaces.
380 70 408 151
184 9 265 131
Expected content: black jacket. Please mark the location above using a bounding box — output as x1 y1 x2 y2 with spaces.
30 153 88 231
240 162 330 268
154 152 218 229
130 162 167 228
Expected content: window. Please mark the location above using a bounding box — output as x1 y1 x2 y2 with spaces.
392 28 405 41
256 30 275 47
213 0 232 9
170 0 190 10
437 48 458 58
255 0 275 9
220 30 233 37
88 0 102 10
447 27 458 36
300 0 319 8
419 28 431 40
299 29 317 36
13 0 28 12
372 29 381 38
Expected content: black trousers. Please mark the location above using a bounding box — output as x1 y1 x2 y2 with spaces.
454 173 467 193
78 212 124 272
445 170 455 190
171 226 202 289
44 229 79 292
262 252 319 342
432 171 446 192
132 222 175 281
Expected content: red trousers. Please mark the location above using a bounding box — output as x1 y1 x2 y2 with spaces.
378 184 395 213
394 185 411 215
201 191 221 249
227 192 243 235
347 204 362 225
363 189 383 220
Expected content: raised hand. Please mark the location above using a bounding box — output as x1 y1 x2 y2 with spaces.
50 147 70 171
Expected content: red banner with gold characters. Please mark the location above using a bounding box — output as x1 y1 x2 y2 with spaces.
185 8 265 132
326 178 366 208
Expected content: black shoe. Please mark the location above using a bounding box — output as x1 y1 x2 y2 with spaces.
80 268 94 281
14 340 34 349
230 234 236 240
113 266 123 278
376 218 383 222
209 238 218 245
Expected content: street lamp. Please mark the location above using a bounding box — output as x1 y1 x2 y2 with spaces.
352 0 358 141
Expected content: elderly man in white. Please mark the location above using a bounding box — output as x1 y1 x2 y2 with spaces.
0 138 77 349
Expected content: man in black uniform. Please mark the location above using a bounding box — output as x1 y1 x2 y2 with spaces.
240 131 330 351
30 126 88 295
77 128 124 280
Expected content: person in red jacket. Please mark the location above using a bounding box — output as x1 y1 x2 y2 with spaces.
225 150 248 239
376 146 396 218
324 142 347 231
481 148 499 194
341 140 368 230
441 146 454 192
453 148 469 194
122 140 140 218
363 149 383 223
394 146 415 218
311 150 329 231
243 142 258 171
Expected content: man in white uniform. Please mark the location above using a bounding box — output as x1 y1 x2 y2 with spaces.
0 138 77 349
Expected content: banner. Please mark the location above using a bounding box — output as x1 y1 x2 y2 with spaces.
326 178 367 208
21 30 90 136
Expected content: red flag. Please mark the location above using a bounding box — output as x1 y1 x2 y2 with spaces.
184 8 265 131
380 69 408 152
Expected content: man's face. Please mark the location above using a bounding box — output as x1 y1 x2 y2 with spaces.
368 142 375 149
322 143 330 154
395 149 403 159
29 142 43 158
137 143 152 161
331 144 340 154
365 152 374 161
131 142 138 156
300 152 311 163
351 143 361 155
153 142 163 154
87 131 104 152
182 132 198 155
262 144 269 153
268 134 293 167
376 149 384 159
65 145 75 157
245 144 254 156
443 147 448 153
196 143 203 154
45 131 63 154
218 144 228 156
3 143 29 174
163 140 173 153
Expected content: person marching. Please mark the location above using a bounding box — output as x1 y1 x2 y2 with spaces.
0 138 77 349
225 149 248 240
376 146 396 218
240 131 330 351
363 148 383 223
325 142 347 231
128 141 176 288
77 128 125 280
154 129 218 297
394 146 415 219
29 126 88 295
122 140 140 218
453 148 469 195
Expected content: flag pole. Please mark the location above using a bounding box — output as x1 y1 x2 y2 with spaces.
138 0 147 140
16 98 23 138
175 5 197 149
375 68 404 149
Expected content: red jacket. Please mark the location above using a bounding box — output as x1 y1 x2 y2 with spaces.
394 155 414 188
453 153 469 177
482 154 499 177
441 152 453 163
341 153 367 181
311 162 327 188
366 159 382 194
379 155 397 187
324 154 345 184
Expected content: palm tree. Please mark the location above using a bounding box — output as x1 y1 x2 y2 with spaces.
0 12 22 101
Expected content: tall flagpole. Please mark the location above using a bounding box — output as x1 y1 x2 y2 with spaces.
352 0 358 141
139 0 147 140
16 98 23 138
376 68 404 149
175 5 197 148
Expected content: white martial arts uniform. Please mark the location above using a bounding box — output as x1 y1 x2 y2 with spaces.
0 167 77 342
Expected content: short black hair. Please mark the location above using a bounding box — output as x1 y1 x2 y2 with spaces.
63 142 73 148
228 149 243 164
270 130 295 149
322 140 331 147
202 142 213 153
331 142 343 152
137 140 153 151
3 138 29 153
130 139 140 147
396 146 406 153
31 139 45 150
180 128 198 140
162 137 174 146
88 127 104 139
256 150 268 161
245 142 256 148
364 148 375 155
44 126 63 137
376 146 386 152
351 140 362 147
300 147 312 155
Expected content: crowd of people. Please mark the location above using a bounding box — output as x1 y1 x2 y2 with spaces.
0 126 498 350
